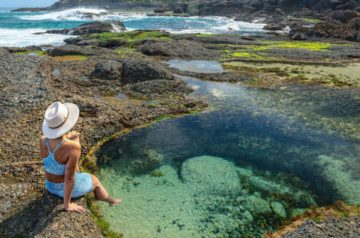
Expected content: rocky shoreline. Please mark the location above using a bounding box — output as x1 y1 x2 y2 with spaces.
0 14 359 237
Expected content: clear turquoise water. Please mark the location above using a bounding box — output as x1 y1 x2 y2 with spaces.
0 8 265 47
96 69 360 237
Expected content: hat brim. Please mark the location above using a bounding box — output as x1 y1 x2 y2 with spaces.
42 103 80 139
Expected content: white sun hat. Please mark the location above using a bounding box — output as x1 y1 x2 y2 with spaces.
42 101 80 139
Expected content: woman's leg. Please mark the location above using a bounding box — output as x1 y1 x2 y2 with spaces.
91 175 121 206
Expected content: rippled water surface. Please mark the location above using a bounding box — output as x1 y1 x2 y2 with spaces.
97 75 360 237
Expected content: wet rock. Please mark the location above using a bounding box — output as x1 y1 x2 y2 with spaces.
181 156 241 195
121 57 174 84
46 21 126 35
90 60 122 80
271 201 287 218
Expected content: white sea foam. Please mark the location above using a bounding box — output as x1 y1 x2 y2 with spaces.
0 28 71 47
18 8 147 21
19 8 109 21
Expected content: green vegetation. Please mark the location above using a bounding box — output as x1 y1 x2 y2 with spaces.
293 17 322 24
230 51 267 60
86 195 123 238
117 47 136 58
149 169 165 177
252 41 332 51
15 50 46 56
88 30 171 46
52 55 89 61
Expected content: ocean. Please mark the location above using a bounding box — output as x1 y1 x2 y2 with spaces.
0 8 265 47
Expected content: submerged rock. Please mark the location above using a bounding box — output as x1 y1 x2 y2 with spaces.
121 57 174 84
271 201 287 218
46 21 126 35
181 156 241 195
244 195 271 214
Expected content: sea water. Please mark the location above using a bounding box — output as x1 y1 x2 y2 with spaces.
0 8 265 47
96 75 360 237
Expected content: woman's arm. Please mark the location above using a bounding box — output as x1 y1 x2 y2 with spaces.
63 142 85 213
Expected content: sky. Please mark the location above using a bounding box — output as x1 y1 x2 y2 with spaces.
0 0 58 9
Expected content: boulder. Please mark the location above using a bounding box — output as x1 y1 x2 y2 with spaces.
291 32 309 40
121 57 174 84
139 39 218 59
329 10 359 23
90 60 122 80
154 8 166 13
263 23 284 31
46 21 126 35
181 155 241 195
275 7 286 16
47 45 93 56
348 17 360 31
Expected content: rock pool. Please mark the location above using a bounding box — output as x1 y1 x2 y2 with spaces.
166 60 225 73
96 76 360 237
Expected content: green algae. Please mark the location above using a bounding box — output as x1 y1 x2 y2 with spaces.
295 17 322 24
86 194 123 238
88 30 171 46
117 47 136 58
52 55 89 61
223 61 360 88
252 41 332 51
230 51 267 60
15 50 46 56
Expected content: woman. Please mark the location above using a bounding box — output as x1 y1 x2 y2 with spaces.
40 101 121 213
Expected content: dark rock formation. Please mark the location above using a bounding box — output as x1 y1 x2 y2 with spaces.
263 23 285 31
289 18 360 42
46 21 126 35
90 60 123 80
121 58 174 84
11 7 47 12
47 45 94 56
139 39 219 59
328 10 360 23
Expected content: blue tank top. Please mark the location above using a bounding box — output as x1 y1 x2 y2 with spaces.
43 138 66 175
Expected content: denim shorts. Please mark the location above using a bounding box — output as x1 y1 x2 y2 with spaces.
45 172 93 198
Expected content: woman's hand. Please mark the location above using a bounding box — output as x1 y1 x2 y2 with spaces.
64 203 86 213
66 131 80 142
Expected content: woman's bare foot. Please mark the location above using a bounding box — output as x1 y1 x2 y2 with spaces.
107 197 122 206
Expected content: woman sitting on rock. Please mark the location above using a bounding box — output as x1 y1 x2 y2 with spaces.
40 101 121 213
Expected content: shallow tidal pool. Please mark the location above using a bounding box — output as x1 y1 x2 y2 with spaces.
96 76 360 237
